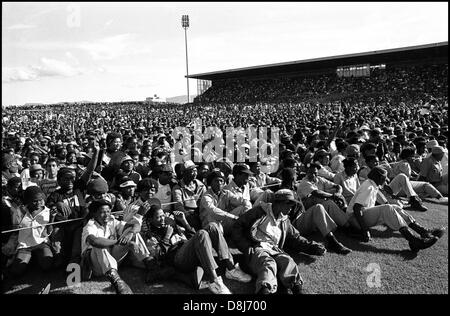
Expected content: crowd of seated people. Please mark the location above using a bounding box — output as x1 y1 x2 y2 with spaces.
1 61 448 294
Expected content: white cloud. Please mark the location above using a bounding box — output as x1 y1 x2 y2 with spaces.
78 33 152 60
2 57 86 83
10 33 153 61
6 24 37 30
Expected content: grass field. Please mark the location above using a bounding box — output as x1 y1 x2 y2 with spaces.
1 202 447 295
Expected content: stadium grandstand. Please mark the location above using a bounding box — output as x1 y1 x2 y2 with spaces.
189 41 447 104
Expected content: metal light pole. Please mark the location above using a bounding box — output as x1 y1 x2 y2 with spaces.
182 15 190 104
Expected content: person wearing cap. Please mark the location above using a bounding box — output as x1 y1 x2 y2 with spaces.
258 168 352 255
118 155 141 185
346 167 444 252
419 146 448 196
172 160 207 230
24 164 45 190
232 188 327 294
126 178 160 234
200 169 251 236
114 177 138 220
9 186 56 276
81 199 151 294
153 164 177 212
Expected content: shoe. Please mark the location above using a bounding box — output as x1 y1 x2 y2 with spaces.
225 263 252 283
409 196 428 212
291 282 303 295
302 241 327 256
207 276 232 294
409 222 446 239
399 227 438 252
106 268 133 294
326 234 352 255
80 250 92 281
257 284 274 295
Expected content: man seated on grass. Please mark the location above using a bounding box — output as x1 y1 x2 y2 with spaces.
346 166 445 252
359 154 429 211
200 169 251 236
232 189 327 294
81 199 151 294
142 202 251 294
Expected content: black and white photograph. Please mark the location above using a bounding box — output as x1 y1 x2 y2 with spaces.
1 2 448 300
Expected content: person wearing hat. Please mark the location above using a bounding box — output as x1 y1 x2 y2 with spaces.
232 189 327 294
118 155 141 185
346 167 444 252
9 186 56 276
419 146 448 196
81 199 151 294
172 160 207 230
257 168 352 255
115 177 138 222
21 163 44 191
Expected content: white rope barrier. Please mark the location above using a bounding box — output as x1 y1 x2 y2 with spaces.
1 182 282 234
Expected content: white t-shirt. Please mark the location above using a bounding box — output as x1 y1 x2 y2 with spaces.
347 179 379 214
81 217 127 254
154 180 172 211
17 206 51 249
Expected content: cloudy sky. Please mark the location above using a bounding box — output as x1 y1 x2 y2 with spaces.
2 2 448 105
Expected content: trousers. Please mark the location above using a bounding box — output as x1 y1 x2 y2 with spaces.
348 204 415 231
173 222 233 281
293 204 349 237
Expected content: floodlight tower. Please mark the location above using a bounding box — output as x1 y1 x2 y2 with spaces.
182 15 190 104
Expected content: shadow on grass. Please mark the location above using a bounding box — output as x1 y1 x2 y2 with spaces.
2 265 71 294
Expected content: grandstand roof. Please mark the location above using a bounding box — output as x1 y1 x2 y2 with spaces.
187 42 448 81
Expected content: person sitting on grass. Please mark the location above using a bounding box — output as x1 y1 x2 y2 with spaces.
232 189 327 295
142 202 252 294
9 186 56 276
80 199 152 294
333 157 360 204
346 166 445 252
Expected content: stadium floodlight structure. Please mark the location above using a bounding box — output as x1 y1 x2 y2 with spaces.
182 15 190 104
